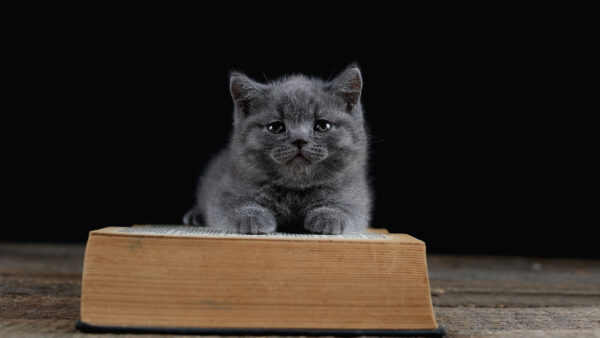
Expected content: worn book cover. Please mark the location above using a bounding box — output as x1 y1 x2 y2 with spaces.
76 225 445 336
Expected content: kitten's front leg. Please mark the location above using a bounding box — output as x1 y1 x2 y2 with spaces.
304 207 352 235
230 205 277 234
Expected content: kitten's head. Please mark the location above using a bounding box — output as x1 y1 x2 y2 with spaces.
229 65 368 188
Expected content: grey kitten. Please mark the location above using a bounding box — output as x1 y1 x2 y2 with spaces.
184 65 371 234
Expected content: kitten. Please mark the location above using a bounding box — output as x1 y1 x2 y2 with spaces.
184 65 371 234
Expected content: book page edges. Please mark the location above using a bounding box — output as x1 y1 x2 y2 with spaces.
89 226 424 245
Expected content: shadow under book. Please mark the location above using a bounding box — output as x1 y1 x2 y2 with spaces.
76 225 446 336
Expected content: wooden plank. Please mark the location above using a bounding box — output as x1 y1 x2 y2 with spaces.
464 330 600 338
428 255 600 308
435 307 600 337
0 243 83 322
428 255 600 285
0 242 84 274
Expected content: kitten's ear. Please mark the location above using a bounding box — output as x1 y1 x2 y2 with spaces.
328 65 363 113
230 72 263 118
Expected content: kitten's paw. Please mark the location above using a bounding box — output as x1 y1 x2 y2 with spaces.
304 207 346 235
233 206 277 234
183 209 204 226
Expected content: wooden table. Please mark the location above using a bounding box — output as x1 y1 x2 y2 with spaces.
1 242 598 337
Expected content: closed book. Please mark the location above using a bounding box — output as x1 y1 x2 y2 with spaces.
77 225 443 335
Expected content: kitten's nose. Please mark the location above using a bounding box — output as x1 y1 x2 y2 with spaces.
291 139 308 149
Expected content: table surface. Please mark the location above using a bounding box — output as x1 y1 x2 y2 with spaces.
1 242 599 337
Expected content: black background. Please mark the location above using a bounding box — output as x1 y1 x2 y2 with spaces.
5 14 595 258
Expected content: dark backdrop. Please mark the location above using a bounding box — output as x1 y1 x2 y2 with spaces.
6 18 594 258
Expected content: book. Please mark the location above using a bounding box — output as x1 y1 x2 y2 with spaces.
77 225 443 335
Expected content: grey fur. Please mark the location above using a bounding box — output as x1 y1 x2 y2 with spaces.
184 65 371 234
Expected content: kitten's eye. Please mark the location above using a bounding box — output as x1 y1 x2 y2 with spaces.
314 119 332 132
267 121 286 134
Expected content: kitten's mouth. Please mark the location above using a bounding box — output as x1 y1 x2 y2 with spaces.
287 154 311 164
